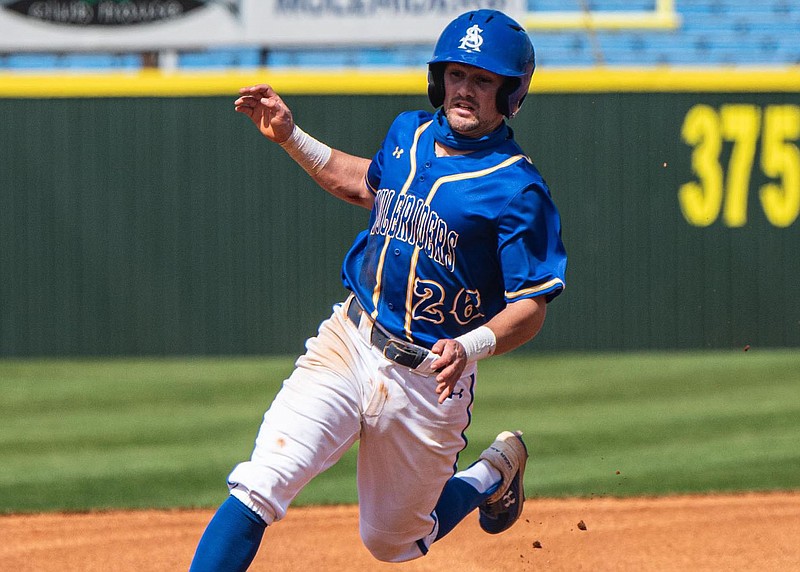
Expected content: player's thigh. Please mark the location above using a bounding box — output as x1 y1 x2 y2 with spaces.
252 365 361 469
228 310 365 521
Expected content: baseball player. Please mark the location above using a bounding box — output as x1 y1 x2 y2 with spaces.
190 9 566 570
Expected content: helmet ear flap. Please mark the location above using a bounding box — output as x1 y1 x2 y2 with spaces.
427 63 446 109
499 66 534 118
495 77 519 118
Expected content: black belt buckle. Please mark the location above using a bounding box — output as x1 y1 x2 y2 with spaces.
383 339 427 369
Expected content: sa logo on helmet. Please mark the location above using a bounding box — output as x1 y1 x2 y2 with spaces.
458 24 484 53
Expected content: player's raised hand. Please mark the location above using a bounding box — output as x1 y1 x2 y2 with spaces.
430 339 468 404
234 84 294 143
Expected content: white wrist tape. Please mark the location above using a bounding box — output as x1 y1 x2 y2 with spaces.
279 124 332 174
455 326 497 363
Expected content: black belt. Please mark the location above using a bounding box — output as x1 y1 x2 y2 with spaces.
346 297 429 369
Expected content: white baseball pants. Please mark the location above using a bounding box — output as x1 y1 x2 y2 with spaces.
227 298 477 562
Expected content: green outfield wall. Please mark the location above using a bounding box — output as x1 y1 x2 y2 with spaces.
1 70 799 355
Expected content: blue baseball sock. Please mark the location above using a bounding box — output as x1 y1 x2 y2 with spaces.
433 476 495 540
190 495 267 572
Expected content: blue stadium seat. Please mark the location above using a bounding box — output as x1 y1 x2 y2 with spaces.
4 53 63 69
61 53 141 70
179 48 262 69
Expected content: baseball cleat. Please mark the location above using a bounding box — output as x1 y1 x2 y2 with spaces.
477 430 528 534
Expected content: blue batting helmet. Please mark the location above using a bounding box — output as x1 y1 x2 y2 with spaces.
427 10 535 118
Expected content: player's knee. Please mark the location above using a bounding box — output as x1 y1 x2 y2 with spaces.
360 527 425 563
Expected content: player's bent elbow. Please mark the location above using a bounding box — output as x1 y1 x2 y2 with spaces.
338 185 375 209
312 176 374 210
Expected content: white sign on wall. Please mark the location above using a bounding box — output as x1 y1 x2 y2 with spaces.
0 0 526 50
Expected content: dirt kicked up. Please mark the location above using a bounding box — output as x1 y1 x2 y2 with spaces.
2 492 799 571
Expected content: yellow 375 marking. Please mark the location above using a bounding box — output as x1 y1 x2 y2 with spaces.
679 103 800 228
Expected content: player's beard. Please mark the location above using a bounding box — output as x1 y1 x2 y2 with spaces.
444 101 502 139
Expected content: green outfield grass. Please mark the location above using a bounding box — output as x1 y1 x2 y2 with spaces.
1 350 798 514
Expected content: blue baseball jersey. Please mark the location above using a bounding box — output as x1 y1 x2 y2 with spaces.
342 110 567 348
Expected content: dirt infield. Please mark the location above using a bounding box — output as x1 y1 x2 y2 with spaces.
2 492 799 571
